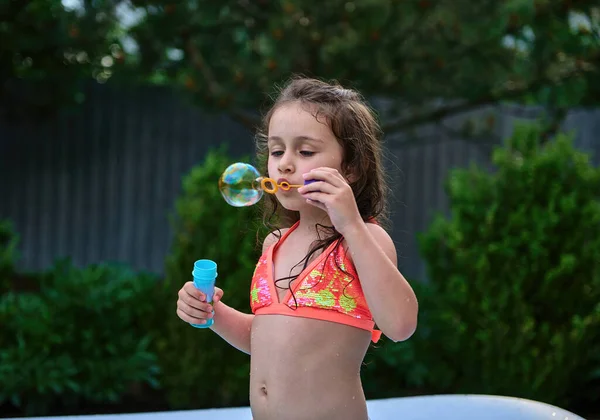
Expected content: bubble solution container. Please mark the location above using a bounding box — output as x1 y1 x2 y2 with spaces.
190 259 218 328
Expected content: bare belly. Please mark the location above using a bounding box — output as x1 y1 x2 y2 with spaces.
250 314 372 420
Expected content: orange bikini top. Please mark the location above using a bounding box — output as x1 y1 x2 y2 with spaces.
250 222 382 343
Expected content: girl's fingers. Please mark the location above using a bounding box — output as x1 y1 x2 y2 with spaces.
177 308 208 324
183 281 206 301
213 287 224 303
303 169 345 187
302 191 328 201
177 300 213 320
178 288 213 312
298 181 336 195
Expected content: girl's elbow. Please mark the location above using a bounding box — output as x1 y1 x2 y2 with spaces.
388 313 418 342
389 323 417 342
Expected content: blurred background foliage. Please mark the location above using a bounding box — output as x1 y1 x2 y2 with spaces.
361 124 600 410
1 0 600 418
1 0 599 128
2 132 600 416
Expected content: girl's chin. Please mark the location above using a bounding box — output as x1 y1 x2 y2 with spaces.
278 201 303 212
278 196 324 213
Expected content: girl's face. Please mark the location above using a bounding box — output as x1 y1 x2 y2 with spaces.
267 101 345 210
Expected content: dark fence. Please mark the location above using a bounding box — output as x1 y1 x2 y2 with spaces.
1 84 598 280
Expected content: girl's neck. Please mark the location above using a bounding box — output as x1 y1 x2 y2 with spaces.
295 208 334 236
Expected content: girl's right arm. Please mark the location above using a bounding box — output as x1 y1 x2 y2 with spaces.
209 300 254 354
177 283 254 355
176 230 285 355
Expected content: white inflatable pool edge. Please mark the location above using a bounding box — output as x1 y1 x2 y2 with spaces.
2 394 585 420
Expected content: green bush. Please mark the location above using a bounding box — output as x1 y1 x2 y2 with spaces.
379 124 600 408
0 259 161 416
0 219 19 292
157 148 266 409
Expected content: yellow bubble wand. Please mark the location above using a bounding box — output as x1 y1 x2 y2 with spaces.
256 177 303 194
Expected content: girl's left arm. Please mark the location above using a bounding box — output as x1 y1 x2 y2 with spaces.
342 221 418 342
299 167 418 342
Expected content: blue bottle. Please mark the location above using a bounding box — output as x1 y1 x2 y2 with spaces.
190 259 217 328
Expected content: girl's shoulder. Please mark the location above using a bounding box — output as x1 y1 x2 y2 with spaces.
262 228 290 253
341 222 397 265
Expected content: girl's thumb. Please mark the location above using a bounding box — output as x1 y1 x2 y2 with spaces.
214 287 224 303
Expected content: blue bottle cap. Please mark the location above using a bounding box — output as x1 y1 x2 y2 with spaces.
192 259 218 280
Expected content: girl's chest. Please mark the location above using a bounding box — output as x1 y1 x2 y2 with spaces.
272 239 318 301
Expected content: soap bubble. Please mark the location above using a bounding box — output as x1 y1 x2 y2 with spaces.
218 162 263 207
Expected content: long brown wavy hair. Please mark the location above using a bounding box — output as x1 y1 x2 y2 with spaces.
255 76 391 299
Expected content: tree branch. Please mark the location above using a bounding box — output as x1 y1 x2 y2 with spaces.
539 107 568 144
381 65 592 134
381 0 599 134
384 117 500 152
183 32 221 97
182 32 260 131
229 108 261 132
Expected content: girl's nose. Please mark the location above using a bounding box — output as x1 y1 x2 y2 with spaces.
278 154 294 173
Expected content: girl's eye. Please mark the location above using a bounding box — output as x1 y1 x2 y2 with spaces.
300 151 315 157
270 151 284 157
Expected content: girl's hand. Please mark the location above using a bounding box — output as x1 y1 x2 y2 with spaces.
176 282 223 326
298 167 363 235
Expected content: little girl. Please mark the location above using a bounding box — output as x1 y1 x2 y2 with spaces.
176 77 418 420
